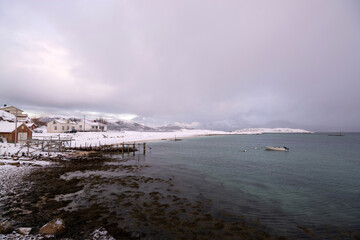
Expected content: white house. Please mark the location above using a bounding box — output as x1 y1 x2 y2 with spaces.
47 119 107 133
83 120 107 132
47 119 69 133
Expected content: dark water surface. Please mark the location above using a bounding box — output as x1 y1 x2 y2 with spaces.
136 133 360 238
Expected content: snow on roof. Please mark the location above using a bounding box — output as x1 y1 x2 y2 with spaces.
0 110 16 122
0 106 23 111
0 121 16 132
50 119 67 124
50 119 78 124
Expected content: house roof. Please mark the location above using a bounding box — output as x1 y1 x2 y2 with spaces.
50 119 67 124
0 122 29 133
0 106 23 112
0 110 16 122
0 121 17 132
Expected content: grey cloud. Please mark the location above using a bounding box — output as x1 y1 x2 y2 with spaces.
0 0 359 131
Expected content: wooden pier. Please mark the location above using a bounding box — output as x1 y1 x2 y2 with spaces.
66 142 147 155
17 134 148 156
21 136 73 154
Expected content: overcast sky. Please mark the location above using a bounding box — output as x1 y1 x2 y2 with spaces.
0 0 359 131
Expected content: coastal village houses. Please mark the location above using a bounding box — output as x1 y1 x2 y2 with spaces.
47 119 107 133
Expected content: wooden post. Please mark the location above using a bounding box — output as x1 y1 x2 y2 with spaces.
58 135 61 152
133 143 135 156
143 143 146 155
122 142 124 156
127 144 130 154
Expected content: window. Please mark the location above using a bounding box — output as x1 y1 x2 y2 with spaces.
72 126 75 130
79 125 82 129
53 121 56 124
62 126 65 131
54 126 57 130
92 126 95 129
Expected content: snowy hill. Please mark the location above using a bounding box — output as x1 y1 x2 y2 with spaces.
107 120 157 131
37 115 79 123
232 128 313 135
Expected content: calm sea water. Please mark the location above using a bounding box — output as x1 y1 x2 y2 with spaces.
135 133 360 238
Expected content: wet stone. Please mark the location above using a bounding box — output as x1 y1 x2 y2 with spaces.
0 220 13 234
39 218 66 237
17 227 32 235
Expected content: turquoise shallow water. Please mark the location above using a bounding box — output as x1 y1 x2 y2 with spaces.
136 133 360 238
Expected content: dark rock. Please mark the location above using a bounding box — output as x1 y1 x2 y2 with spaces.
39 218 65 237
0 220 13 234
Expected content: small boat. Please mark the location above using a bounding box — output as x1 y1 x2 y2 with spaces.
265 146 289 151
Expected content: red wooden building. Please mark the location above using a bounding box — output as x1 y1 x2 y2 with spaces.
0 122 32 143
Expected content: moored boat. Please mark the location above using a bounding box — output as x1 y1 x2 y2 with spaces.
265 146 289 151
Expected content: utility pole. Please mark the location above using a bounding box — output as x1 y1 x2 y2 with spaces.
14 109 18 147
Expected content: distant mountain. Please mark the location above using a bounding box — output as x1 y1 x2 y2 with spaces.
36 115 80 123
107 120 156 131
197 118 317 132
157 124 193 131
198 119 251 131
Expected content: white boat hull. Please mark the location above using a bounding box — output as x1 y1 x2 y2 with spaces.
265 146 288 151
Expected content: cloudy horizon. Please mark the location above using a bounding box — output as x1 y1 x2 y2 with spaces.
1 0 359 131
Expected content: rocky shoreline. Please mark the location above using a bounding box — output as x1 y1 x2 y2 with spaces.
0 153 289 239
1 218 116 239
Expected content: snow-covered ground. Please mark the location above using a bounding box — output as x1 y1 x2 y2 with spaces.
0 129 227 159
33 129 228 148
